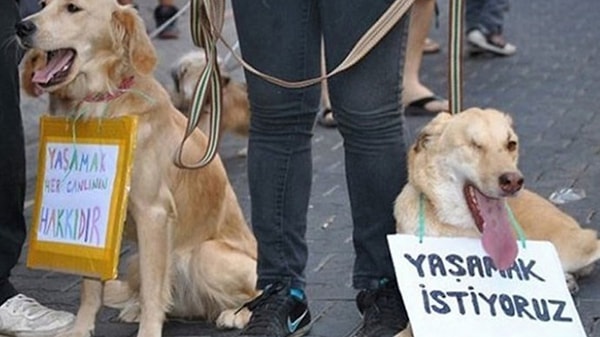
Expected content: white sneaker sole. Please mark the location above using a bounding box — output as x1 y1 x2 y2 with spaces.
467 30 516 56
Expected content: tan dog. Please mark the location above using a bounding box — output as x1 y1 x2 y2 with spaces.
392 108 600 337
169 50 250 140
394 108 600 288
17 1 257 337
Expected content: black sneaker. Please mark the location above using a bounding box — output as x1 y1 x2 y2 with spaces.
238 282 312 337
353 279 409 337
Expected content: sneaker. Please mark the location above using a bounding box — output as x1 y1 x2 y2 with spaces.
0 294 75 337
154 4 180 39
467 29 516 56
353 279 408 337
238 282 312 337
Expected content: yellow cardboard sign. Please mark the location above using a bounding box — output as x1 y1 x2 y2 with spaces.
28 116 137 280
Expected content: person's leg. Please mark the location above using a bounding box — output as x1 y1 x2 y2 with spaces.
0 0 27 307
154 0 179 39
402 0 448 115
18 0 41 18
478 0 507 35
465 0 485 33
320 2 410 335
0 4 76 337
466 0 516 56
232 1 320 335
320 0 408 292
232 0 321 293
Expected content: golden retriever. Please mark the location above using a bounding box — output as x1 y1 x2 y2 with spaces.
169 50 250 140
16 1 258 336
392 108 600 337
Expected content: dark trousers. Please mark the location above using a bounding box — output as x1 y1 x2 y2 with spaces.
232 0 409 290
0 0 26 305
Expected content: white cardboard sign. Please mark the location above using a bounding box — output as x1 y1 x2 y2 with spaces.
37 142 120 248
387 234 586 337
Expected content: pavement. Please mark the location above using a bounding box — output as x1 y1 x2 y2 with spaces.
13 0 600 336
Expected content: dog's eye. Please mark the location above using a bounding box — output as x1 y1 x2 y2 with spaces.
66 3 81 13
507 140 517 152
39 1 47 8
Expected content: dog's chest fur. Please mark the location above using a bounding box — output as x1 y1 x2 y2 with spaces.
428 182 477 232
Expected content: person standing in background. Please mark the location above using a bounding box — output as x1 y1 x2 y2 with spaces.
403 0 449 115
466 0 516 56
117 0 180 39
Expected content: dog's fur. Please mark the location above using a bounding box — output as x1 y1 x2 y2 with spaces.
169 51 250 140
17 1 258 336
393 108 600 337
395 108 600 286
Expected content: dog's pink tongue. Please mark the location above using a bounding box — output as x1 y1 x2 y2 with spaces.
32 49 74 84
474 192 518 270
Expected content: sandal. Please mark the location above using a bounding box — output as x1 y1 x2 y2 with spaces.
423 38 441 54
317 108 337 128
404 95 448 116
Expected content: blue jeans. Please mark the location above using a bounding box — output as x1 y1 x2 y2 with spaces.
466 0 510 35
0 0 26 305
232 0 409 291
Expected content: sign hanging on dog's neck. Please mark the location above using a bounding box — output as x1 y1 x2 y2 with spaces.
27 116 137 280
388 234 586 337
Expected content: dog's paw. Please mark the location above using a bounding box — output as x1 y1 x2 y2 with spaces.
118 301 142 323
215 307 251 330
566 273 580 294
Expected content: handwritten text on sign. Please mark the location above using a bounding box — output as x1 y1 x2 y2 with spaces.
387 234 586 337
37 143 120 248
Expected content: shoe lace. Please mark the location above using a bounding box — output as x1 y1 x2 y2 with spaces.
238 283 290 334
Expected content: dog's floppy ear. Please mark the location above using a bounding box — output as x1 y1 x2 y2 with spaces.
414 112 452 152
111 7 157 75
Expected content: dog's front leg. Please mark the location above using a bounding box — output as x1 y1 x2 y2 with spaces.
129 187 174 337
58 278 103 337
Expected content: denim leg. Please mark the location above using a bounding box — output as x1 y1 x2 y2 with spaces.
465 0 485 33
320 0 409 290
0 1 26 304
466 0 508 35
232 0 322 291
479 0 509 34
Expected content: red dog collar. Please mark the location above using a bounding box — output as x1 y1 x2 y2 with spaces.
84 76 135 102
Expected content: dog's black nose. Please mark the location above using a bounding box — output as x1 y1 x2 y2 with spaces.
15 20 37 39
499 172 524 195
